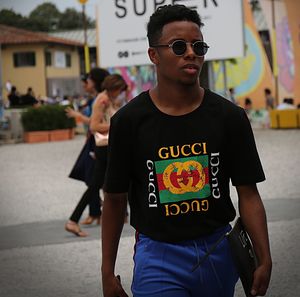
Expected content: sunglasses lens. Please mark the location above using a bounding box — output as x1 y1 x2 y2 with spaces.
172 41 187 55
194 41 208 56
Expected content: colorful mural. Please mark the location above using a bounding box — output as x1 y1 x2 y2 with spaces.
108 65 156 100
276 16 295 94
260 0 298 103
212 0 274 108
285 0 300 103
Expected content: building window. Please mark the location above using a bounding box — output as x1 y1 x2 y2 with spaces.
13 52 36 67
66 53 71 67
45 51 52 66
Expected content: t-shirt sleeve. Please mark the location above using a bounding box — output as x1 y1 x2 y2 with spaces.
227 108 265 186
103 113 132 193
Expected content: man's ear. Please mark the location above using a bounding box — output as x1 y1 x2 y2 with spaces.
148 48 159 65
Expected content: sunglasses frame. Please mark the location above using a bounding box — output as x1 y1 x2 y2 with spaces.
151 40 209 57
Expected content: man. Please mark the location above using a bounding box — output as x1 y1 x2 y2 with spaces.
21 87 38 106
264 88 275 110
228 87 237 105
101 5 272 297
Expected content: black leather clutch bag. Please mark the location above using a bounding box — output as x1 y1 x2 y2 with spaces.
227 217 258 297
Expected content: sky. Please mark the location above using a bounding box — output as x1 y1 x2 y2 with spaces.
0 0 99 20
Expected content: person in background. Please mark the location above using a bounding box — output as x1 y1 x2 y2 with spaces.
89 74 129 226
65 68 109 236
276 98 296 110
21 87 38 106
8 86 21 107
101 4 272 297
244 97 253 116
264 88 275 110
228 87 237 105
5 80 12 93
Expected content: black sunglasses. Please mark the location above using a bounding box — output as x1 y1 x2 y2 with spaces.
151 40 209 57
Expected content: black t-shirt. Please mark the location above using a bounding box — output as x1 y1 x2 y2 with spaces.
104 89 265 242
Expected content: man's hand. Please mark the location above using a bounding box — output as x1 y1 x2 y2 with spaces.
251 262 272 296
102 274 128 297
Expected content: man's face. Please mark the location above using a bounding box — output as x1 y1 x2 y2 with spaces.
149 21 205 86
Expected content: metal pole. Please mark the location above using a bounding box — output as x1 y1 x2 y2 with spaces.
222 60 228 97
271 0 279 106
0 43 4 120
82 3 90 74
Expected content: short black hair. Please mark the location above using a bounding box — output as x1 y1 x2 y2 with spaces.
147 5 203 46
88 67 110 93
264 88 271 95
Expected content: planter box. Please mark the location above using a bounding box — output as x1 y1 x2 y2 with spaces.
24 129 75 143
24 131 50 143
49 129 72 141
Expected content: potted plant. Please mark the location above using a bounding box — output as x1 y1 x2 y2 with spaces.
21 105 76 143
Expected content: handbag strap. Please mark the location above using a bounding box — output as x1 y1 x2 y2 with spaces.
191 231 229 272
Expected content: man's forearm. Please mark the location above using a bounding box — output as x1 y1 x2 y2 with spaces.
237 185 272 265
101 192 127 276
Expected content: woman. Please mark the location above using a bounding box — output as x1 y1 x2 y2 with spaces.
65 68 109 237
65 74 128 236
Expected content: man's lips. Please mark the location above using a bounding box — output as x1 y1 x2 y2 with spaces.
182 64 200 74
183 64 200 70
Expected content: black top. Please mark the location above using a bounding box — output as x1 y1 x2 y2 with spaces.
104 89 265 242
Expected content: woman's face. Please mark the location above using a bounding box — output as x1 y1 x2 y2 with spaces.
85 77 96 94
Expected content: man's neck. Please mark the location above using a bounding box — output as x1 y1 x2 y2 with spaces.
149 83 204 116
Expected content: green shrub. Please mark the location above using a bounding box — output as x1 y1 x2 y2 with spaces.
21 105 76 132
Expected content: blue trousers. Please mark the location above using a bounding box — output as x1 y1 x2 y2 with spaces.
132 225 239 297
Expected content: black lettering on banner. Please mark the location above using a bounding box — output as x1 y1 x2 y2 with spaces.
134 0 147 16
114 0 219 20
204 0 218 8
115 0 127 18
118 51 129 58
169 0 195 10
154 0 166 11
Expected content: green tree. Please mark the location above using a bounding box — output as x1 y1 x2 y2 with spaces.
0 3 95 32
0 9 24 27
29 2 61 31
58 8 95 30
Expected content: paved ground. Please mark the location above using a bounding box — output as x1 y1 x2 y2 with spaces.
0 129 299 297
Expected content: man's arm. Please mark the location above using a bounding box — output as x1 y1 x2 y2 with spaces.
101 192 129 297
237 184 272 296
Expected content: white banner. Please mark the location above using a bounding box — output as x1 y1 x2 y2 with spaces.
97 0 244 67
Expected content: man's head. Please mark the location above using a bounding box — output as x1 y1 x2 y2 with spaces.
147 5 203 47
147 5 206 86
264 88 272 96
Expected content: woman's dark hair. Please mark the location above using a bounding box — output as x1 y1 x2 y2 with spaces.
88 67 109 93
147 5 203 46
102 74 127 92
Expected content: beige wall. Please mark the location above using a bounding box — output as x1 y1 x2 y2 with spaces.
2 44 46 100
1 43 81 101
45 46 80 78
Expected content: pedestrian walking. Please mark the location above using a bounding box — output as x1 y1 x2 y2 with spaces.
65 67 109 237
89 74 129 226
101 4 272 297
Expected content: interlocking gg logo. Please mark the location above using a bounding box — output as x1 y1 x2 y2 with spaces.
163 160 206 194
